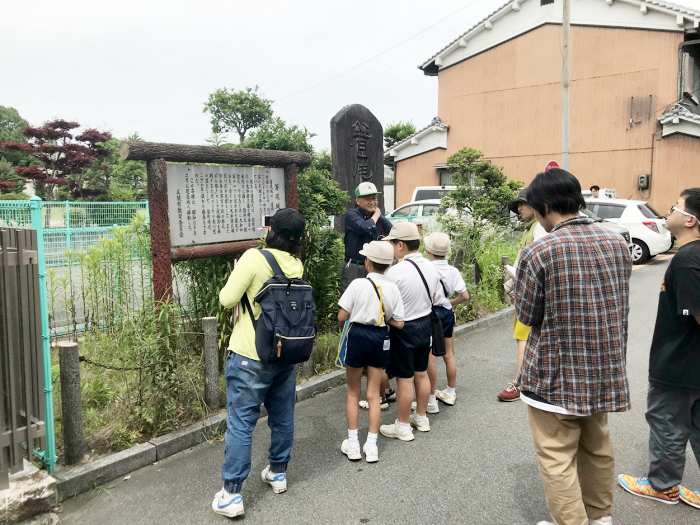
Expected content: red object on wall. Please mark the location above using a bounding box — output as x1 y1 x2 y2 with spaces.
544 160 560 171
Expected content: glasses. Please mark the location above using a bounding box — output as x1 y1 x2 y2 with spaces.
669 205 697 219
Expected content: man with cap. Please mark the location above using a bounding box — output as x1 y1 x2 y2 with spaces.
380 222 440 441
212 208 306 518
341 182 393 294
498 188 546 402
338 241 405 463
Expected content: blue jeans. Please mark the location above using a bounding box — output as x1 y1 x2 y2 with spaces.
222 351 298 494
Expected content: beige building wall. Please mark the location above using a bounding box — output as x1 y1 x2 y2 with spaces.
395 24 698 211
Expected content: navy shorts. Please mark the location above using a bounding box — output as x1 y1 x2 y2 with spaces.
345 323 390 369
387 315 432 379
435 306 456 338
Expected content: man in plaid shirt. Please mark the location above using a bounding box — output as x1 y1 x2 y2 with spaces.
514 169 632 525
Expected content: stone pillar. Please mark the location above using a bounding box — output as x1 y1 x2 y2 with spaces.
58 342 84 465
202 317 220 412
330 104 384 233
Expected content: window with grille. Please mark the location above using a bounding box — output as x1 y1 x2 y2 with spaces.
680 41 700 114
438 169 453 186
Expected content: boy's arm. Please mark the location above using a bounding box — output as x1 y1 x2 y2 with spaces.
387 318 404 329
337 281 355 323
450 290 470 307
338 309 351 322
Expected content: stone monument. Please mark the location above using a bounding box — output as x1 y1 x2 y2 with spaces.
330 104 384 233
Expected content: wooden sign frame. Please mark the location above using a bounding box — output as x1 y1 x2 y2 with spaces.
120 141 312 303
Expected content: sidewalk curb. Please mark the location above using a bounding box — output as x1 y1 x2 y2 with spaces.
55 306 512 501
454 305 514 338
55 442 156 500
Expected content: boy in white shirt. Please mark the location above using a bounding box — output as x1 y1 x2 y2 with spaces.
338 241 405 463
379 222 440 441
423 232 470 409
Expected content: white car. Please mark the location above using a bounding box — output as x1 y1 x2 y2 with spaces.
386 199 442 224
586 198 672 264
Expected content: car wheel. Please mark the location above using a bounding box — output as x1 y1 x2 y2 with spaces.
630 239 650 265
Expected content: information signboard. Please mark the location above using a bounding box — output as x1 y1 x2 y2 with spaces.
166 164 285 247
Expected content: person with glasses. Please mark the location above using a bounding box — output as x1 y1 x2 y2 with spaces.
619 188 700 511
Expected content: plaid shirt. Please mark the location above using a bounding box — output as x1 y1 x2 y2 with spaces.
514 217 632 415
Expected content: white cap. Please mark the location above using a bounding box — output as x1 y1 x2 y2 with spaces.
382 222 420 241
359 241 394 265
424 232 451 256
355 182 381 198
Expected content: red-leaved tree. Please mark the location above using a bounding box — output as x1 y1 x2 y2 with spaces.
1 120 112 200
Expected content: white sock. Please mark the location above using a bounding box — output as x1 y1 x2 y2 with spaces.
348 428 359 447
445 387 456 395
413 412 428 422
365 432 378 448
396 419 411 431
428 395 437 404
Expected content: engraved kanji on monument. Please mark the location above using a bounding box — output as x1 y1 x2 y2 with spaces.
330 104 384 233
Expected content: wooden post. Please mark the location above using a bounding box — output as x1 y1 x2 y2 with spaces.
502 256 512 305
284 163 299 210
147 158 173 304
202 317 220 412
59 342 84 465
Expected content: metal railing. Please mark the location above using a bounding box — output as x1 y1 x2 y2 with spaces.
0 227 48 487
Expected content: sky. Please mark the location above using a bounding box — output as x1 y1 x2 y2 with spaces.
4 0 700 152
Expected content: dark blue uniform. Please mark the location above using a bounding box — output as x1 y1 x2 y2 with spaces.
340 208 393 293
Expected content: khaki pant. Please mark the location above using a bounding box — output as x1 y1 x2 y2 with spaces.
528 406 614 525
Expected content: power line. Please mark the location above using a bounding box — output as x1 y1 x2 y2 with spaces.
274 0 482 103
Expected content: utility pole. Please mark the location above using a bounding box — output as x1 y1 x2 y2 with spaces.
562 0 571 170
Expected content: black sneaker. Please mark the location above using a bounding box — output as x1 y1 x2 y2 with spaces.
385 389 397 402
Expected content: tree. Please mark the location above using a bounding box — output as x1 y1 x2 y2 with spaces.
0 106 33 168
203 86 274 145
95 133 148 201
0 158 26 195
204 131 236 147
243 117 315 154
310 148 332 172
1 120 112 201
383 121 417 149
439 147 522 283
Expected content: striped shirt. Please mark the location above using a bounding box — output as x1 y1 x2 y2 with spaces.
514 217 632 415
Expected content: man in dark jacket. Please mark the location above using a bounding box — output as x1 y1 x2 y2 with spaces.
341 182 393 293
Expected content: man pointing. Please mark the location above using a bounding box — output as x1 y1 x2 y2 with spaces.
341 182 393 293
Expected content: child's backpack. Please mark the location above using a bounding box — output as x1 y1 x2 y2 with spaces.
241 250 317 365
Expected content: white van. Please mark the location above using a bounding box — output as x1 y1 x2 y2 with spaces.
411 186 456 202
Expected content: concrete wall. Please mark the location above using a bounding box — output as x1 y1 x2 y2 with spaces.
396 24 700 210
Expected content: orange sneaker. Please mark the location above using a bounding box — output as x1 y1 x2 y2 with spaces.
618 474 679 505
679 485 700 509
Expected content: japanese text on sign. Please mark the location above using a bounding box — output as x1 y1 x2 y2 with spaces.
166 164 285 247
350 120 373 181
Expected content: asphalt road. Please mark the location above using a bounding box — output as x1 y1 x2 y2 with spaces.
59 251 699 525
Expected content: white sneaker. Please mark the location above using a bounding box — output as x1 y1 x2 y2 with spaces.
212 488 244 517
589 518 612 525
536 522 553 525
341 439 362 460
410 401 439 413
435 389 456 405
363 444 379 463
261 465 287 494
379 421 414 441
409 412 431 432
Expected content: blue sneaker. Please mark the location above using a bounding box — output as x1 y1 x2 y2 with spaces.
261 465 287 494
212 488 244 517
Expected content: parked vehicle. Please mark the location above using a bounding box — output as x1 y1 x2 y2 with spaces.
386 199 442 224
582 188 617 199
579 208 633 252
411 186 456 202
586 198 672 264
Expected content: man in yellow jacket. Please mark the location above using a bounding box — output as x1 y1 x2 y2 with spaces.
212 208 305 518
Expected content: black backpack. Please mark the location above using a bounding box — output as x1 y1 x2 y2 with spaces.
240 250 317 365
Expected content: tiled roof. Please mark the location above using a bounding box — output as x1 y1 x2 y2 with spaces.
419 0 512 70
658 103 700 122
384 117 449 154
419 0 700 71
